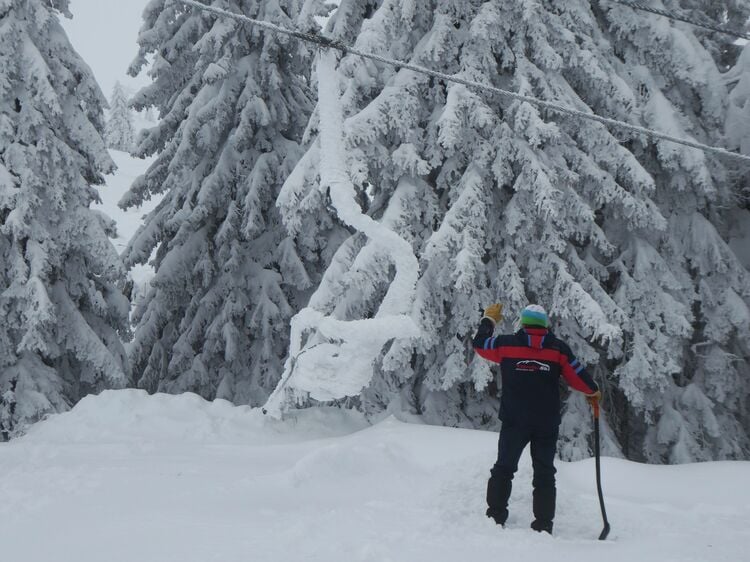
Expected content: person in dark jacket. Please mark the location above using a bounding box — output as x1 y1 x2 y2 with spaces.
473 303 601 534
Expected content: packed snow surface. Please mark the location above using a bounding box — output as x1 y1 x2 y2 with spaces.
1 390 748 562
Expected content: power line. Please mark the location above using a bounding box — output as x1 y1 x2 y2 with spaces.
607 0 750 41
173 0 750 164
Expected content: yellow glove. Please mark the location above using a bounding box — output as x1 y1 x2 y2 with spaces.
483 303 503 324
585 390 602 407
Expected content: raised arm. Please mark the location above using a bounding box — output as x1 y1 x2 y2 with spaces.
557 342 599 395
473 304 507 364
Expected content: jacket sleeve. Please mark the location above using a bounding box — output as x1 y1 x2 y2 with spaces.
557 341 598 394
473 318 505 363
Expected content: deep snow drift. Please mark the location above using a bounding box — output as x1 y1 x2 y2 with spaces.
1 391 748 562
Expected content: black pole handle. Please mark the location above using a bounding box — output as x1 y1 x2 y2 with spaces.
593 402 611 540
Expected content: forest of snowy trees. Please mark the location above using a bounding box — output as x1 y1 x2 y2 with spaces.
1 0 749 465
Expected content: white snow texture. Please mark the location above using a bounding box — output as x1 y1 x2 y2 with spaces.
1 390 749 562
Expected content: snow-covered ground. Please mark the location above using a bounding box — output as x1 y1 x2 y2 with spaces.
93 149 158 287
1 391 748 562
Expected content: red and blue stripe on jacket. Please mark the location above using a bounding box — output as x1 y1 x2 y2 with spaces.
473 318 598 426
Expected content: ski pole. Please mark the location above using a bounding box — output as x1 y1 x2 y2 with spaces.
593 399 611 540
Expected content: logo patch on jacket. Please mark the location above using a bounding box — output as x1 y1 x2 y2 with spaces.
516 360 551 372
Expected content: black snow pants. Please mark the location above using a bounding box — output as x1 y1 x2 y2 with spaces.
486 422 558 527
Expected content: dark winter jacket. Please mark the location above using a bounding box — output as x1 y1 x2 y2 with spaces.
473 319 598 427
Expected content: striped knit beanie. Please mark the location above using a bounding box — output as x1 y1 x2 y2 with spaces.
520 304 549 328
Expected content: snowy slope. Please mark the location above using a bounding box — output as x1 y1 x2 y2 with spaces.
1 391 748 562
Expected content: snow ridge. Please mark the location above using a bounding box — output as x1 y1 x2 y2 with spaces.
3 390 750 562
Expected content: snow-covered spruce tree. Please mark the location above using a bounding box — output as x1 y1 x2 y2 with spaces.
123 0 327 405
278 0 750 462
0 0 130 436
279 0 626 431
600 0 750 462
105 81 135 153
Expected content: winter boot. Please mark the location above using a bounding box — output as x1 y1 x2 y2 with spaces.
531 482 556 533
486 507 508 527
530 519 553 534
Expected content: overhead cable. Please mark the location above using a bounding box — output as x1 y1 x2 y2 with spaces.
173 0 750 164
607 0 750 41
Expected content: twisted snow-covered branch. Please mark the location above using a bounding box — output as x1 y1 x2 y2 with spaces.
263 52 420 417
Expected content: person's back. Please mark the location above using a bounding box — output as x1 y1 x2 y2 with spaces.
474 324 596 428
473 303 600 533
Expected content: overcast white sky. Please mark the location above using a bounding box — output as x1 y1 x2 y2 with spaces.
60 0 152 99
